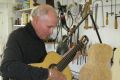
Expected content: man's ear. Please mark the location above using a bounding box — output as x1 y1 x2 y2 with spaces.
33 16 40 25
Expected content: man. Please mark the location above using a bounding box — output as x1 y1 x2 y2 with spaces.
0 4 66 80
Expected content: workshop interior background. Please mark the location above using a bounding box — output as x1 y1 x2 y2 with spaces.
0 0 120 80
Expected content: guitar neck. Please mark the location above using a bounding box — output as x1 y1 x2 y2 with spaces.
56 42 84 72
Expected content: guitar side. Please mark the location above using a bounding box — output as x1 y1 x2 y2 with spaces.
30 51 72 80
111 48 120 80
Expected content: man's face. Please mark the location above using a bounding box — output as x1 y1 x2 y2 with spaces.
34 12 57 40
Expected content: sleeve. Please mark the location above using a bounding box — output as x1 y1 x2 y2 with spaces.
0 31 49 80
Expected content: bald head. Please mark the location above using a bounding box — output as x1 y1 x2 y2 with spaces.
30 4 57 20
30 4 58 40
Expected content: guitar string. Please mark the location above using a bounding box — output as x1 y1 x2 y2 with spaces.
57 47 77 71
57 46 78 71
56 45 79 71
57 42 83 70
59 46 80 71
62 44 83 70
59 44 82 71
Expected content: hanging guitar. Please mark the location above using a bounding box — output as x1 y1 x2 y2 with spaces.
29 35 89 80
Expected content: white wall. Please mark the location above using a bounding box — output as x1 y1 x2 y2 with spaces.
53 0 120 48
80 0 120 48
52 0 120 78
0 3 14 55
0 3 9 55
0 0 15 4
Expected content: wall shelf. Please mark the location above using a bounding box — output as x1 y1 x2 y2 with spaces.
13 25 25 27
17 8 33 12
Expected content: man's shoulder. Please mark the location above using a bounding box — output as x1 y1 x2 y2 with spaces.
11 27 25 36
11 22 32 37
9 27 27 40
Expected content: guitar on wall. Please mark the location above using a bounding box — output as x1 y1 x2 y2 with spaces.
30 35 89 80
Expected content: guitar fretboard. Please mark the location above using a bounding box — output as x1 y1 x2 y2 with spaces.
56 41 84 72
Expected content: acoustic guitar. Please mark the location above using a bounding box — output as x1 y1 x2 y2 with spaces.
30 35 89 80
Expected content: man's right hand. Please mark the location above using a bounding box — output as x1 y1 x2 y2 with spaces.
48 68 66 80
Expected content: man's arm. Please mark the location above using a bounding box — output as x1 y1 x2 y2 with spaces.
0 32 49 80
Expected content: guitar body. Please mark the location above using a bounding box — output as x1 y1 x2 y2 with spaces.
30 51 72 80
79 44 112 80
111 48 120 80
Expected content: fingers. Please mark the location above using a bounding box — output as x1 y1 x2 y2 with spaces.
48 68 66 80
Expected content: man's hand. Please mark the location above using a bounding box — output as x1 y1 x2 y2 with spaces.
48 67 66 80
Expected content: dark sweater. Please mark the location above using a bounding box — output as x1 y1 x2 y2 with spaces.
0 22 49 80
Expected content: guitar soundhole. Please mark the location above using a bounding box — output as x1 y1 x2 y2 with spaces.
49 64 57 69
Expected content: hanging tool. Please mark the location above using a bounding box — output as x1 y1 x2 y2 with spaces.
92 3 99 29
57 1 70 32
105 0 114 16
110 0 114 16
115 15 120 29
115 0 117 15
92 0 105 27
106 12 108 25
106 0 108 2
81 2 90 18
82 0 92 29
114 15 118 29
90 11 102 43
95 4 98 24
81 2 91 29
89 0 92 4
60 12 69 31
84 18 89 29
114 0 118 29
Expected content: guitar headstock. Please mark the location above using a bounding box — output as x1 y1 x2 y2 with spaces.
79 35 89 47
